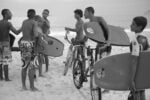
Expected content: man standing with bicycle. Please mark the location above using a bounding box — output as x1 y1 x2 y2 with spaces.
64 9 85 76
84 7 111 60
84 7 111 93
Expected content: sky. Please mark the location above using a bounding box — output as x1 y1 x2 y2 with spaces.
0 0 150 28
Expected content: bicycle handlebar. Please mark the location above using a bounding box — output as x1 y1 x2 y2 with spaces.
64 30 109 51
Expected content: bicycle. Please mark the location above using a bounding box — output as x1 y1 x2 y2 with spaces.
64 33 104 99
63 31 85 78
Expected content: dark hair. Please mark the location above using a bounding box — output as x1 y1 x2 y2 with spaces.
34 15 42 22
27 9 36 19
74 9 83 17
43 9 49 13
133 16 147 31
1 9 9 17
86 7 95 14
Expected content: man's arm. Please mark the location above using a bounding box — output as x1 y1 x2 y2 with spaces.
98 17 110 42
44 20 50 28
65 27 77 32
65 23 82 33
33 22 39 38
9 23 21 35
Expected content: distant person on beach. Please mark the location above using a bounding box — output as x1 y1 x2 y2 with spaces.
19 9 40 91
84 7 111 61
128 16 148 100
0 9 21 81
64 9 85 76
42 9 50 72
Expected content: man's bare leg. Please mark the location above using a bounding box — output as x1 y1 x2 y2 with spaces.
21 63 28 90
28 64 38 91
140 90 146 100
38 55 43 77
0 64 3 80
4 65 11 81
45 55 49 72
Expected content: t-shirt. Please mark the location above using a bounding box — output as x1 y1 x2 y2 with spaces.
130 33 149 56
130 34 140 56
0 20 12 42
75 19 84 41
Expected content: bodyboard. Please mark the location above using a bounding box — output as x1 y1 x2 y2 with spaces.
94 51 150 91
36 36 64 57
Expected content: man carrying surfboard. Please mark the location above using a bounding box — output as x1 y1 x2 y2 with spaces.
64 9 85 76
0 9 21 81
84 6 111 93
84 6 111 61
19 9 41 91
128 16 148 100
42 9 50 72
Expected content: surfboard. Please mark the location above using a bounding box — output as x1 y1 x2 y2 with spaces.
84 22 130 46
94 51 150 91
35 36 64 57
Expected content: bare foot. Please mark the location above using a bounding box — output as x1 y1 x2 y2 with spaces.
21 86 28 91
30 87 39 92
5 79 12 82
0 78 3 81
39 75 45 77
45 70 48 72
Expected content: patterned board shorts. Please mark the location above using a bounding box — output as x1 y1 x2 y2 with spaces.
0 42 12 65
19 40 35 62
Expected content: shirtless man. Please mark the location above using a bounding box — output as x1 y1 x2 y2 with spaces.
84 7 111 93
64 9 85 76
34 15 46 77
65 9 85 44
0 9 20 81
42 9 50 72
84 7 111 61
19 9 39 91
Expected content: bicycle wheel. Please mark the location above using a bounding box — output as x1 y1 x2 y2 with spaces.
73 59 84 89
90 71 101 100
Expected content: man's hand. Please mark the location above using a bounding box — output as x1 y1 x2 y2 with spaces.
65 27 70 31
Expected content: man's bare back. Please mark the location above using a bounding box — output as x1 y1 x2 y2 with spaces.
21 19 37 41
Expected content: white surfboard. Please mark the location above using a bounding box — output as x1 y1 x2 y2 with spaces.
84 22 130 46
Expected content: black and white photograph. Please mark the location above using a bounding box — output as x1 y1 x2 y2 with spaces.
0 0 150 100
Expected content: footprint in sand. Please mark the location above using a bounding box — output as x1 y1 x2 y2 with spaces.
45 84 52 88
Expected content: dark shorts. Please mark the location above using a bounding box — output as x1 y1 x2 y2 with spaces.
96 43 112 54
0 42 12 65
71 38 85 45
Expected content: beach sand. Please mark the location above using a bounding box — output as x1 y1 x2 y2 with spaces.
0 34 150 100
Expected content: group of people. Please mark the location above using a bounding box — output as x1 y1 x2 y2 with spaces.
0 6 149 100
64 7 149 100
0 9 50 91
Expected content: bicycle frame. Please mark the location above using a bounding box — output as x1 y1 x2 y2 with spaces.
65 31 102 100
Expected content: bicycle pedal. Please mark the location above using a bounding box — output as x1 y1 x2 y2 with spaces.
84 58 88 60
82 58 88 61
86 75 90 77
